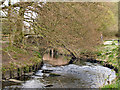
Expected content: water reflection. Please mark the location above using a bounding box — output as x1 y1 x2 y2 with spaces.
43 54 69 66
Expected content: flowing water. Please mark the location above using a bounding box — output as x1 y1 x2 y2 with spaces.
3 54 116 88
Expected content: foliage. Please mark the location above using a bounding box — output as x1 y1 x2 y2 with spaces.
34 51 42 58
3 46 28 55
102 79 119 89
97 41 119 88
97 43 118 68
1 1 117 57
2 44 42 70
34 2 117 57
30 57 41 64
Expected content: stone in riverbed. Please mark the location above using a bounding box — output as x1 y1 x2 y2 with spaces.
42 70 53 73
49 73 61 77
44 84 53 87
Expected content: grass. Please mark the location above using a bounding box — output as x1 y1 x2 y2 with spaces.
3 46 28 55
30 57 42 64
102 82 118 88
2 44 42 72
96 44 118 68
96 41 119 88
102 77 119 89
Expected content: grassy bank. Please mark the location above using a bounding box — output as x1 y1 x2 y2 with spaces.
96 42 118 69
2 43 42 78
102 77 119 88
95 40 119 88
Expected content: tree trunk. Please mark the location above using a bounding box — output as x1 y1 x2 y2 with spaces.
8 0 12 47
14 7 25 46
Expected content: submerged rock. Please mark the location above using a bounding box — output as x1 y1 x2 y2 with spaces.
42 70 53 73
44 84 53 87
49 73 61 77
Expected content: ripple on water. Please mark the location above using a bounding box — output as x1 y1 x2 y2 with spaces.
5 62 116 88
40 63 116 88
22 79 44 88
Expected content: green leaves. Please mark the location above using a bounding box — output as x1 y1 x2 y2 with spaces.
108 54 114 58
96 51 102 56
97 41 118 67
34 51 42 58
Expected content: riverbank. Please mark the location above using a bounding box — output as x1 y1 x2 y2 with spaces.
3 55 117 88
96 40 119 88
1 40 119 88
2 43 43 80
45 40 119 89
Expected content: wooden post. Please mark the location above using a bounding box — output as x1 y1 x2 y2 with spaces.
29 66 31 72
23 67 26 74
20 68 23 76
32 65 34 72
12 70 14 78
2 73 5 79
35 64 38 71
10 70 12 78
17 68 20 79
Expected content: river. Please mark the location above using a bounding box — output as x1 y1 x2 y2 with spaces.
3 54 116 88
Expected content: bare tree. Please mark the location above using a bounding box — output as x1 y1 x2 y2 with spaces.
1 2 117 60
